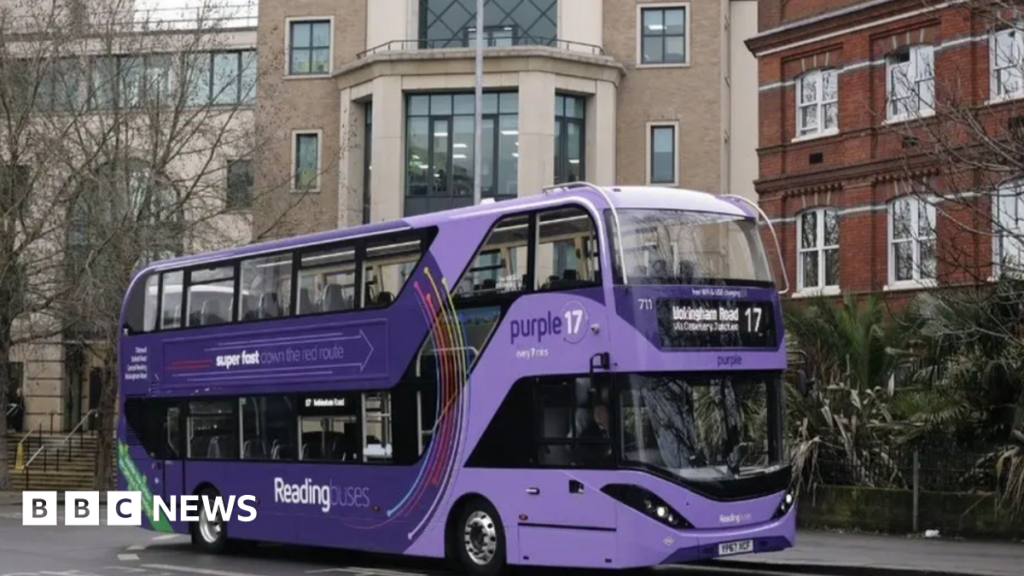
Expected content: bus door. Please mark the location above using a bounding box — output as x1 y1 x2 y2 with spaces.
516 372 618 567
156 404 185 502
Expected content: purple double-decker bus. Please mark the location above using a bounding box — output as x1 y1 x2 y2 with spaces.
116 182 795 575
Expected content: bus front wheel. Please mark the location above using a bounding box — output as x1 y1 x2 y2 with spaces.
451 498 506 576
190 486 227 554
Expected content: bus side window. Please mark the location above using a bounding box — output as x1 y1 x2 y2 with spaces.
362 392 392 462
297 393 358 462
186 400 236 459
123 397 175 459
362 234 424 308
299 245 356 314
240 396 296 460
186 266 234 327
239 253 293 321
456 214 529 299
160 271 183 330
535 206 601 291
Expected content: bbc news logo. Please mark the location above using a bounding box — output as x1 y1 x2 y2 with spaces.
22 491 258 526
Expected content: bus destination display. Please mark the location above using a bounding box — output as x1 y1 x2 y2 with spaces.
657 298 776 348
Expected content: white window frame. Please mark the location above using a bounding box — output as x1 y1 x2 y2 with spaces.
795 207 840 295
635 3 691 68
990 26 1024 102
992 182 1024 279
646 121 679 186
284 16 334 78
885 44 935 122
886 195 938 290
292 129 323 193
795 69 838 140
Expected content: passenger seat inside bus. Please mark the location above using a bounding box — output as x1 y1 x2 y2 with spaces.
259 293 281 318
298 288 316 314
322 284 346 311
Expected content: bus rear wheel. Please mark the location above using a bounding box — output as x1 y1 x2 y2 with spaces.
451 498 506 576
190 486 227 554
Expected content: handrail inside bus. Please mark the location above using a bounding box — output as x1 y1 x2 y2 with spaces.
540 181 628 284
721 194 790 295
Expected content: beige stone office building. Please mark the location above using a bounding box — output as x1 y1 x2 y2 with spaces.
251 0 760 236
7 3 258 435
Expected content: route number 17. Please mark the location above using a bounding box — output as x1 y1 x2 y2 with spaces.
744 306 763 333
565 309 584 334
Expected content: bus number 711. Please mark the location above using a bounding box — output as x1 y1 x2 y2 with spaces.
638 298 653 310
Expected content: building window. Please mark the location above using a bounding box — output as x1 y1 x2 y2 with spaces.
887 45 934 120
404 92 518 213
554 94 585 184
639 5 687 65
992 27 1024 100
211 51 257 105
647 123 676 185
288 20 331 76
797 208 839 291
364 102 372 225
994 183 1024 278
226 159 253 210
418 0 557 49
796 69 838 138
888 196 937 285
293 132 320 190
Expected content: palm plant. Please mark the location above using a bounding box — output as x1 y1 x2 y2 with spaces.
781 294 906 493
893 280 1024 510
893 282 1024 446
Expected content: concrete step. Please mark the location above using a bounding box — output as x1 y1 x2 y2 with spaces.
12 470 96 491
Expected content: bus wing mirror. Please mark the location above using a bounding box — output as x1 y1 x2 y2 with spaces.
589 352 610 373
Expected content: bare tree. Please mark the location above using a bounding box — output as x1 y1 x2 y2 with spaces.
878 0 1024 509
0 0 333 490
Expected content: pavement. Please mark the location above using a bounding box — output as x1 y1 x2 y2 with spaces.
0 492 1021 576
711 531 1024 576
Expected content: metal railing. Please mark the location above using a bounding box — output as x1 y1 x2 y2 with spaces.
15 420 43 468
4 403 16 417
22 409 99 488
5 0 257 35
357 36 606 59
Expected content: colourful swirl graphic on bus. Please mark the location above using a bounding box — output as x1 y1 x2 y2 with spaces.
340 266 470 539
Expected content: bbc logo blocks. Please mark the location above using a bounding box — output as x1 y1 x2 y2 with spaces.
22 491 141 526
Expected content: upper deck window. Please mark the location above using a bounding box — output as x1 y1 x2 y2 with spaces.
299 244 357 314
240 253 292 320
607 209 773 287
455 204 601 301
186 265 234 327
536 206 600 290
363 233 425 307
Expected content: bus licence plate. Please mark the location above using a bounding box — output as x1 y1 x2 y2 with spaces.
718 540 753 556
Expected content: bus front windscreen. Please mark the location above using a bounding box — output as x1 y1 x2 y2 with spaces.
617 372 782 481
609 209 774 286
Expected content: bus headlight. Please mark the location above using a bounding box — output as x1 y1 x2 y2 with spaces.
771 489 795 519
601 484 692 529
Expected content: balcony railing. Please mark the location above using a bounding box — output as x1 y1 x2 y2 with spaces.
357 36 605 59
5 0 257 35
132 0 257 31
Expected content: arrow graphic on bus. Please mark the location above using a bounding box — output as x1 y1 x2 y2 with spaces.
163 322 386 385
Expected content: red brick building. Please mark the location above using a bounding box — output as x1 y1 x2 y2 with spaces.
747 0 1024 301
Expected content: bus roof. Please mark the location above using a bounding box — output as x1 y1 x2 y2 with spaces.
140 184 752 272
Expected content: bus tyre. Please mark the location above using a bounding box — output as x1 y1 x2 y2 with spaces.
190 487 227 554
452 499 506 576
